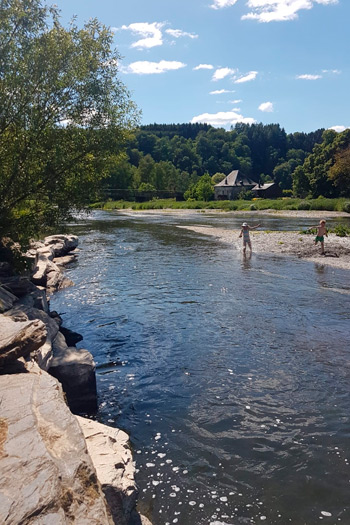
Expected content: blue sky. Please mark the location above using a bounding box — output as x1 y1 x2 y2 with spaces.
51 0 348 134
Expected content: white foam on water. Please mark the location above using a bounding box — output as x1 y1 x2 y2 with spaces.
321 511 332 517
146 463 155 468
189 501 197 506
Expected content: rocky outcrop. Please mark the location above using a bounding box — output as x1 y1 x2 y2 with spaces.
77 417 138 525
0 315 47 368
0 233 150 524
49 332 97 414
28 235 78 294
0 363 113 525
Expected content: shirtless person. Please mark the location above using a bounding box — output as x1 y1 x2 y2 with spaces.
308 219 328 255
239 222 261 255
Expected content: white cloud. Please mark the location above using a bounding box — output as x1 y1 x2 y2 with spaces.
210 0 239 9
121 22 164 49
194 64 214 70
322 69 341 74
328 125 349 133
297 74 322 80
165 29 198 39
234 71 258 83
212 67 237 81
124 60 186 75
241 0 338 23
259 101 274 112
191 110 256 127
209 89 236 94
229 99 242 103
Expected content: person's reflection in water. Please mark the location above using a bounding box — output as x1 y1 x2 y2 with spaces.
242 251 252 270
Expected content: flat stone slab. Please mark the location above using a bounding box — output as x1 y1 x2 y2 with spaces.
0 365 113 524
77 416 138 525
0 315 46 367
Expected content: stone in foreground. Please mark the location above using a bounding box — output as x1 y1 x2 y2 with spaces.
0 364 113 525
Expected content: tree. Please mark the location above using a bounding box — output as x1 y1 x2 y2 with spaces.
211 172 226 184
0 0 138 242
329 147 350 196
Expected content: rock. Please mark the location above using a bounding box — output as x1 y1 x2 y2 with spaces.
0 286 17 313
0 364 114 524
31 246 55 286
76 417 139 525
44 234 79 256
0 276 37 297
17 285 49 313
5 306 60 371
60 325 83 346
54 252 78 267
0 315 47 368
49 341 97 414
0 276 49 313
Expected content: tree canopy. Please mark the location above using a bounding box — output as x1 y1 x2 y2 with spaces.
0 0 138 242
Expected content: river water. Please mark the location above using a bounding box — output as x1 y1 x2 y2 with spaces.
51 211 350 525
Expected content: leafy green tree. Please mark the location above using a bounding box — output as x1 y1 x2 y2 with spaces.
138 182 156 192
136 154 156 185
329 147 350 195
0 0 138 242
211 172 226 184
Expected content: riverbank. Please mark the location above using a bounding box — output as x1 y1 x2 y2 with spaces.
0 236 150 525
178 226 350 271
118 208 350 270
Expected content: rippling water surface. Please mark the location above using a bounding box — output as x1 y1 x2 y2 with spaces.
51 211 350 525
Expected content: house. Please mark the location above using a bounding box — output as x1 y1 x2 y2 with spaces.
214 170 258 200
251 182 282 199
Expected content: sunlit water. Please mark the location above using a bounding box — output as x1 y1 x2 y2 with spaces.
51 211 350 525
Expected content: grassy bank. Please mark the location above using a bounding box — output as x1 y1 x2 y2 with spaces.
92 197 350 213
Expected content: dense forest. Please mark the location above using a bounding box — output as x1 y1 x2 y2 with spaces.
105 123 350 199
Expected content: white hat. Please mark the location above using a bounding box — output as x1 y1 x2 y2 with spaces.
242 222 248 227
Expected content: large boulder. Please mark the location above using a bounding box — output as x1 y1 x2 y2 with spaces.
49 334 97 414
0 315 47 368
0 286 17 313
5 306 60 371
0 364 114 524
31 246 55 286
76 417 139 525
44 234 79 256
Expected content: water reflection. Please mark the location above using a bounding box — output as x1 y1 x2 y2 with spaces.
51 211 350 525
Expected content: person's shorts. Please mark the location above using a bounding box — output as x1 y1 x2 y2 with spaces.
315 235 324 243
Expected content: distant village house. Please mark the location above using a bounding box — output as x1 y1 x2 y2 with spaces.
214 170 282 200
214 170 258 200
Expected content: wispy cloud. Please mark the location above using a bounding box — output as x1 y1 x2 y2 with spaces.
119 22 198 49
194 64 214 70
123 60 186 75
329 125 349 133
210 0 239 9
121 22 164 49
322 69 341 74
191 110 256 127
297 74 322 80
209 89 236 94
165 29 198 39
259 101 274 112
212 67 237 81
230 99 242 103
211 0 338 23
234 71 258 83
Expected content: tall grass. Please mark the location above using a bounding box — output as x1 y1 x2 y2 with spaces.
94 197 350 213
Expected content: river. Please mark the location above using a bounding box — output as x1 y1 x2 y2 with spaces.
51 210 350 525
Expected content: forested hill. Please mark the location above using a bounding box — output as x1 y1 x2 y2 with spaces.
107 122 330 195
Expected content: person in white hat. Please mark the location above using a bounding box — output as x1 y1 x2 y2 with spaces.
239 222 261 254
